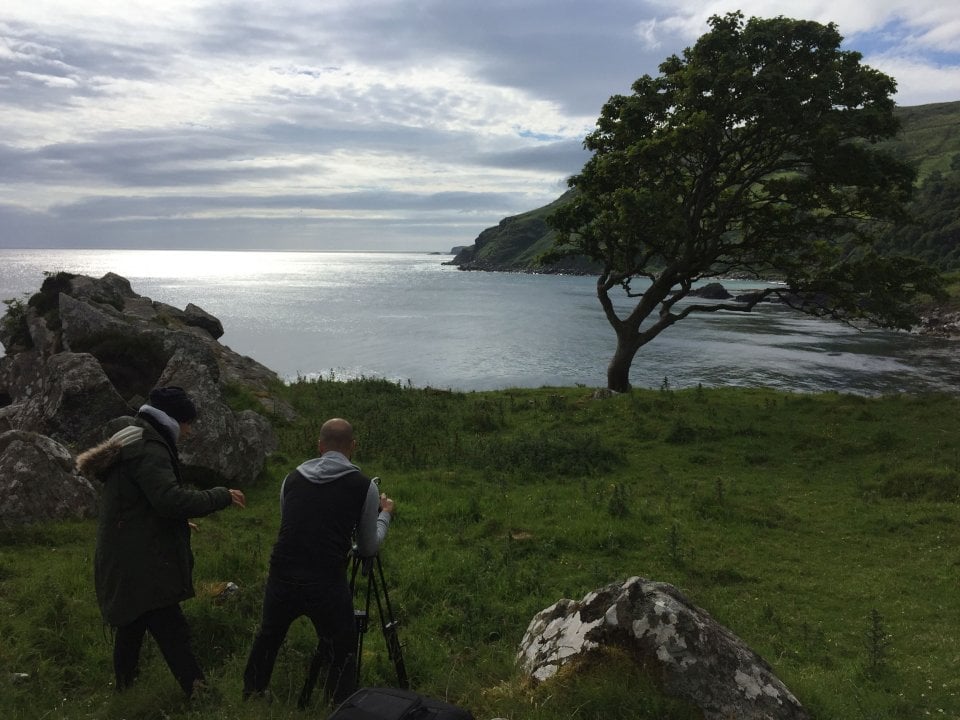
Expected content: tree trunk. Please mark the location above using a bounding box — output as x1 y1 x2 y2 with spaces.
606 334 638 393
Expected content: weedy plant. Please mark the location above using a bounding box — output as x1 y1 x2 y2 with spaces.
2 380 960 720
864 608 892 678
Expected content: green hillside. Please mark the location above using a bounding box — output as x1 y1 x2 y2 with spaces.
450 189 597 273
452 101 960 273
4 379 960 720
886 101 960 180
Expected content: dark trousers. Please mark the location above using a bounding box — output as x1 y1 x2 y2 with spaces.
243 573 357 703
113 604 204 696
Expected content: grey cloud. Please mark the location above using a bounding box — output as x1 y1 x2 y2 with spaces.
0 135 269 187
476 139 589 174
0 105 582 191
0 199 511 252
52 189 530 219
191 0 670 115
0 22 167 110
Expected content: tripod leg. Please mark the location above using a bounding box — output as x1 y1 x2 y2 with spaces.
372 556 409 689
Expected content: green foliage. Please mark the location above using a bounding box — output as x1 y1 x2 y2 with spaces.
220 380 290 419
4 382 960 720
1 296 32 350
0 272 80 352
878 155 960 270
546 11 944 391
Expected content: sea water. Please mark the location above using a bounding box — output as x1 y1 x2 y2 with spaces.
1 248 957 394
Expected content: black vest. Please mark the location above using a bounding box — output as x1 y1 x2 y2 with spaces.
269 468 371 582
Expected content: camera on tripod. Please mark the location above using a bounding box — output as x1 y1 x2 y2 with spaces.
299 480 407 709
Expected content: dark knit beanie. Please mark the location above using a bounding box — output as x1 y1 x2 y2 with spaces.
148 386 198 424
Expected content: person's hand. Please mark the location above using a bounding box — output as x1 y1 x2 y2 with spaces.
229 489 246 508
379 493 395 515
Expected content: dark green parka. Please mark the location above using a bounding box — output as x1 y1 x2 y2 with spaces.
78 416 232 627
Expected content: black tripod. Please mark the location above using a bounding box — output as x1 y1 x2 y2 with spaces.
299 552 408 709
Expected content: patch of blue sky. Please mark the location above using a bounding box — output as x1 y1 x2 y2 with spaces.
518 129 565 142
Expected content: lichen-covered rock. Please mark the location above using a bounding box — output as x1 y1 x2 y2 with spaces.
0 430 98 527
518 577 810 720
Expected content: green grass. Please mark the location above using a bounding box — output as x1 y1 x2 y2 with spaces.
3 379 960 719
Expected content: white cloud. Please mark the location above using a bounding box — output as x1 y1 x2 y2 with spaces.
14 70 77 87
0 0 957 251
867 54 960 106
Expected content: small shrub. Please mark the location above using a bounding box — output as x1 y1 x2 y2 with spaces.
667 522 685 566
1 297 32 350
864 608 892 677
869 428 900 451
607 483 630 517
880 468 960 501
664 419 697 444
222 382 265 413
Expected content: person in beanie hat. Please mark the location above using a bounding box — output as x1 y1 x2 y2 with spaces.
77 385 246 698
148 386 198 424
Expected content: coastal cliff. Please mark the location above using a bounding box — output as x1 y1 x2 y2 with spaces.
447 190 597 274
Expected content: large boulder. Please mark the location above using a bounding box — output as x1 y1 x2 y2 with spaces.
518 577 810 720
184 303 225 339
0 430 99 527
0 271 287 489
689 282 732 300
6 352 132 449
158 347 277 486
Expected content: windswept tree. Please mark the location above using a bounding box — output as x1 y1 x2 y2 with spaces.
548 12 944 392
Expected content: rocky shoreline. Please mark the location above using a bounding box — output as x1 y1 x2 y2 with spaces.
916 305 960 338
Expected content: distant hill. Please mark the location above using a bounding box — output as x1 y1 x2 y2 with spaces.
448 190 598 274
884 101 960 180
451 100 960 273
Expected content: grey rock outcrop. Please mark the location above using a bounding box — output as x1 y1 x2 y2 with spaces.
0 430 99 528
0 271 289 525
689 282 732 299
9 352 132 449
518 576 809 720
918 307 960 337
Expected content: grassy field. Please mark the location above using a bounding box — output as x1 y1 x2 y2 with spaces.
2 378 959 719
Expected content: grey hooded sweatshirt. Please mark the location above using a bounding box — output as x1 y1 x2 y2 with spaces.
269 451 391 581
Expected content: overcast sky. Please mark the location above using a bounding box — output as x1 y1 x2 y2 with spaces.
2 1 959 252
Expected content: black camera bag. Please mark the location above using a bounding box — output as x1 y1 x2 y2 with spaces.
327 687 474 720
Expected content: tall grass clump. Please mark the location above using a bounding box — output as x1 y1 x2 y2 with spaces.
2 381 960 719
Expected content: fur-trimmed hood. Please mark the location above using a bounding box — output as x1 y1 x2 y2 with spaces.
75 425 144 481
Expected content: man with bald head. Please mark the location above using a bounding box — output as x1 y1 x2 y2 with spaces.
243 418 395 704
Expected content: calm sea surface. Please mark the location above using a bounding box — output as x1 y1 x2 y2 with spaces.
1 249 957 394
